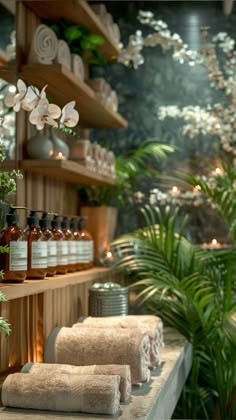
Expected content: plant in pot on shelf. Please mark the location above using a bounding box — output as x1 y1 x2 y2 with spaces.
79 140 174 263
45 19 106 65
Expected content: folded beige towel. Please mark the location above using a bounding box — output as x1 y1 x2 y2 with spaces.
21 362 131 402
29 24 58 64
45 326 150 384
2 372 120 415
79 315 164 367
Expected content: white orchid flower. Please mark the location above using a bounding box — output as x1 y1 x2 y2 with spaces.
4 79 47 112
29 98 61 130
22 84 47 111
5 79 26 111
60 101 79 127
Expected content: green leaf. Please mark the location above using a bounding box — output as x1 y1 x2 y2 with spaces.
64 26 82 42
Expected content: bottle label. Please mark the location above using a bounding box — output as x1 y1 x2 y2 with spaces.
31 241 48 269
9 241 27 271
57 240 68 265
48 240 57 267
77 240 94 263
68 240 77 264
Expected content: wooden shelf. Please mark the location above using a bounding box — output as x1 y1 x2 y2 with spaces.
0 267 110 300
22 64 127 128
0 63 128 129
23 0 120 60
0 64 15 84
1 159 116 186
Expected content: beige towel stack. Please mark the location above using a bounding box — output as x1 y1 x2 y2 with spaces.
69 139 96 170
29 24 58 64
45 326 150 384
21 362 131 402
91 4 121 45
2 372 120 415
106 150 116 178
80 314 164 367
87 78 119 112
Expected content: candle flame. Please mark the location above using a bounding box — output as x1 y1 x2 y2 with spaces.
212 238 218 245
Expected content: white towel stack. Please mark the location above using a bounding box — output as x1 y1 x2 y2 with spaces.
91 3 121 45
87 78 119 113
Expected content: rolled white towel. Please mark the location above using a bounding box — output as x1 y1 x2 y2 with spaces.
2 372 120 415
29 24 58 64
91 3 107 20
107 90 118 112
55 39 71 71
112 23 121 45
71 54 85 81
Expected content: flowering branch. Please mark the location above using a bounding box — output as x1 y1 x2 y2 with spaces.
118 11 236 157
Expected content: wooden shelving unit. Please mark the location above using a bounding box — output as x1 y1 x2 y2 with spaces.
1 159 116 186
0 64 128 129
0 267 110 300
23 0 120 60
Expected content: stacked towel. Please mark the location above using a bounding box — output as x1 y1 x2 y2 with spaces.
21 362 131 402
55 39 71 71
29 24 58 64
79 315 164 367
71 54 85 81
107 150 116 178
45 326 150 384
2 373 120 415
69 139 95 171
91 4 121 45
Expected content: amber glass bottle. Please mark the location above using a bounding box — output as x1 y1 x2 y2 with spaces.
61 217 76 273
51 215 68 274
70 218 81 272
0 208 27 282
77 217 94 270
39 212 57 277
24 210 47 279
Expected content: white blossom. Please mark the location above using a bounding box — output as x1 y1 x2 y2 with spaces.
60 101 79 127
29 98 61 130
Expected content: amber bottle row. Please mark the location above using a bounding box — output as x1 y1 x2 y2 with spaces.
0 208 94 283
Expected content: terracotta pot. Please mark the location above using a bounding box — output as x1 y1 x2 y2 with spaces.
80 206 117 263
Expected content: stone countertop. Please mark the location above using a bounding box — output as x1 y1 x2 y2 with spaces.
0 328 192 420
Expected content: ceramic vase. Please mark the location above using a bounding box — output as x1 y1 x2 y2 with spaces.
26 130 53 159
50 128 70 160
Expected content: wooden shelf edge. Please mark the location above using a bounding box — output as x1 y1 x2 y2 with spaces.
1 159 116 186
0 267 111 300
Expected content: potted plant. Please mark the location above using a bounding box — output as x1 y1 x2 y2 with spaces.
110 165 236 419
79 140 174 262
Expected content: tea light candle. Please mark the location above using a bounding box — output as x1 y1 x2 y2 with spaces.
212 167 223 176
201 238 229 250
169 186 181 195
54 152 66 160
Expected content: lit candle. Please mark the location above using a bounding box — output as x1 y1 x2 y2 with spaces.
54 152 66 160
201 238 227 249
169 186 181 195
212 167 223 176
